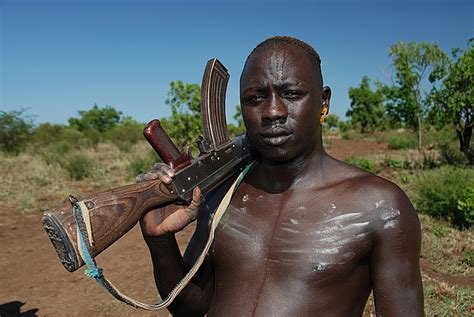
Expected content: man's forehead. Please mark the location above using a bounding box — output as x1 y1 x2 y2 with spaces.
247 44 308 67
241 45 316 86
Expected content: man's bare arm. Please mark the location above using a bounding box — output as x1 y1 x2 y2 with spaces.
144 212 214 316
370 184 424 316
139 166 214 316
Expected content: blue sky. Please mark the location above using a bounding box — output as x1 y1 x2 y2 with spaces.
1 0 472 125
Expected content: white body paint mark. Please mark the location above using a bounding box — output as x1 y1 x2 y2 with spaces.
384 220 398 229
242 194 249 202
316 247 340 255
374 200 401 229
313 262 330 272
321 212 362 223
375 200 385 208
379 208 400 221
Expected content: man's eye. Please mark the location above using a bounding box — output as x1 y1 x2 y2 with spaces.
283 91 301 99
245 95 265 103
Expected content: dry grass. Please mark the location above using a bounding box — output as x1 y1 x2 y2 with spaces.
420 214 473 278
0 152 72 213
0 140 155 213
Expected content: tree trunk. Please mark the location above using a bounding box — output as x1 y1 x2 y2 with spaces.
457 127 473 165
417 114 422 151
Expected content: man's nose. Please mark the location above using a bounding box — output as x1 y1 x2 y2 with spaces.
261 94 288 124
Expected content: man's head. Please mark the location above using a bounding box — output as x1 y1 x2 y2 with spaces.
240 36 331 164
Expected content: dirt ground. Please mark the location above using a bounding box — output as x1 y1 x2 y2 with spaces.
0 139 470 316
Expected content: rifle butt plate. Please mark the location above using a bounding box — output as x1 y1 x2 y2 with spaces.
42 213 80 272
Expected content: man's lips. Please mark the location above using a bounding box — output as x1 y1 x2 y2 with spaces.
259 129 292 146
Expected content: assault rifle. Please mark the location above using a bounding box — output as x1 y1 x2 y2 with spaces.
42 59 253 273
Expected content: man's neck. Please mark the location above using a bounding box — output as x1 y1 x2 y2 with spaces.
252 143 327 193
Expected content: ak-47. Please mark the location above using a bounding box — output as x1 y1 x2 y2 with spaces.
42 59 253 273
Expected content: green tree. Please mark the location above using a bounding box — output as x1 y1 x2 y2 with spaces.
32 122 65 146
324 113 340 130
104 116 144 151
68 104 122 133
227 104 246 136
428 40 473 165
346 76 386 133
385 42 448 149
0 108 34 154
160 81 202 147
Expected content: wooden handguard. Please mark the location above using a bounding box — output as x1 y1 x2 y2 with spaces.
143 119 191 170
42 179 178 272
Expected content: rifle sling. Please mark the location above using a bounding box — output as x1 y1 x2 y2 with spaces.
71 162 255 311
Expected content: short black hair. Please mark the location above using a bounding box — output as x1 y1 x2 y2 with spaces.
243 36 323 86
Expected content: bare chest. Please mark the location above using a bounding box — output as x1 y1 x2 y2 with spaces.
211 189 376 282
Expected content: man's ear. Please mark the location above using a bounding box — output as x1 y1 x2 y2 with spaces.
320 86 332 125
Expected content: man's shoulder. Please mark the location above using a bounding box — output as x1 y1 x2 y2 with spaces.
326 157 414 215
331 157 403 191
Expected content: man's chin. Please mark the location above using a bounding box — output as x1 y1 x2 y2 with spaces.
258 148 299 164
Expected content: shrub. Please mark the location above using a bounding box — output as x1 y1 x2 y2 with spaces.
340 130 365 140
128 150 160 178
421 151 440 169
345 156 377 173
384 156 403 168
414 167 474 229
60 128 88 147
32 123 66 147
65 154 94 180
0 109 34 154
83 128 102 147
438 142 468 166
104 122 144 152
457 186 473 226
40 141 72 166
388 135 417 149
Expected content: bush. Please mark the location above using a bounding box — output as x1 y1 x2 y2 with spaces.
65 154 94 180
40 141 72 166
59 128 88 147
0 109 34 154
388 135 417 149
340 130 365 140
438 142 468 166
32 123 66 147
345 156 377 173
457 186 473 226
384 156 404 168
104 122 144 152
414 167 474 229
83 128 102 147
128 150 160 178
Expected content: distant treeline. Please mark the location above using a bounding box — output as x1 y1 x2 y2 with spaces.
0 80 246 156
1 39 472 164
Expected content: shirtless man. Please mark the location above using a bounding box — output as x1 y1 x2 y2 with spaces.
138 36 424 316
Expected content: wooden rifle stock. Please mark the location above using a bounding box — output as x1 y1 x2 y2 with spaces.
42 178 178 272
